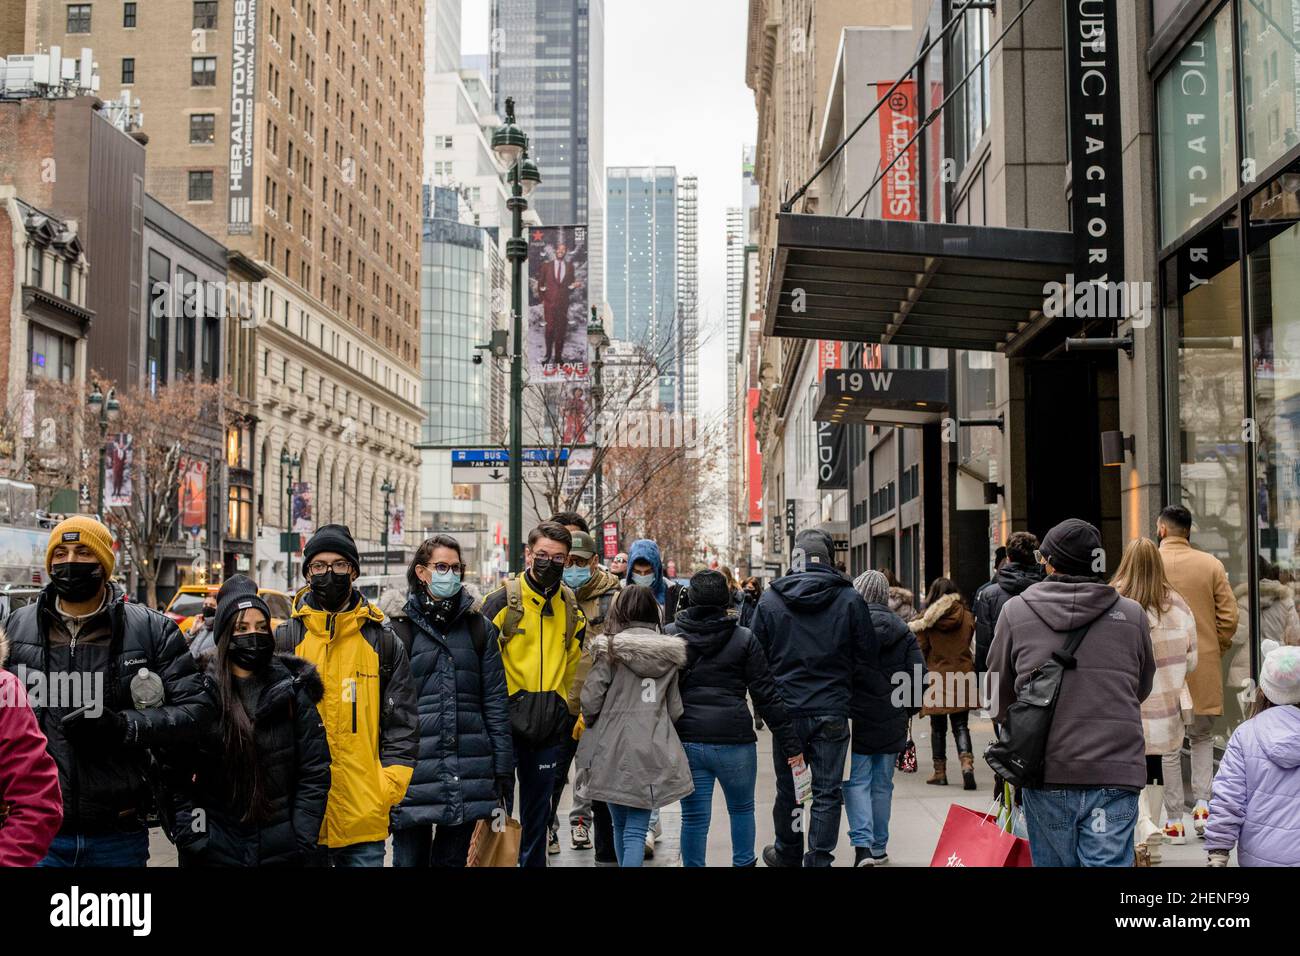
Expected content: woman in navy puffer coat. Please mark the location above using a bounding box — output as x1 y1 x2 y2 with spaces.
386 536 514 867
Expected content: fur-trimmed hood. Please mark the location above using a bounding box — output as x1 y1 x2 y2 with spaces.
588 627 687 678
195 648 325 718
909 592 966 633
1234 578 1294 609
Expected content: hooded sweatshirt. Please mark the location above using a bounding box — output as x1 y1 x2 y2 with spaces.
0 630 63 865
987 578 1155 790
750 565 874 717
625 539 685 620
575 627 694 810
1205 704 1300 866
974 562 1044 673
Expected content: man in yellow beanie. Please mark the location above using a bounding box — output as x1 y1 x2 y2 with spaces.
4 516 212 867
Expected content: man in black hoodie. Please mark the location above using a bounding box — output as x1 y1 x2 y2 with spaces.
973 532 1043 687
751 529 876 867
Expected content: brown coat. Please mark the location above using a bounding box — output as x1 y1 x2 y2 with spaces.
1158 536 1238 716
910 592 976 715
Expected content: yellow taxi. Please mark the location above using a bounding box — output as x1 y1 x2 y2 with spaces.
163 584 292 634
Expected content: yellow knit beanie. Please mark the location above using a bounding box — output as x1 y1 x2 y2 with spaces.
46 516 116 577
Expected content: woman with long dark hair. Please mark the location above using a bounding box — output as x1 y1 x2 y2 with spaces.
388 535 514 867
164 575 330 866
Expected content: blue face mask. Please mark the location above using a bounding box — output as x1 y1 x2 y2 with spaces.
632 572 656 588
563 565 592 589
426 571 462 600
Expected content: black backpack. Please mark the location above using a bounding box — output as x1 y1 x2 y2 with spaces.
983 622 1091 788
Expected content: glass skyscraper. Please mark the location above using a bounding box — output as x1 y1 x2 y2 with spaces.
490 0 605 306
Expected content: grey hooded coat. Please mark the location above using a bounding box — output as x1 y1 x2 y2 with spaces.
575 627 694 810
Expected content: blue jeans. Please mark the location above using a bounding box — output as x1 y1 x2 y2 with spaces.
680 741 758 866
843 752 895 853
509 738 561 868
608 803 653 867
38 830 150 867
1021 787 1139 867
325 840 386 867
771 715 851 867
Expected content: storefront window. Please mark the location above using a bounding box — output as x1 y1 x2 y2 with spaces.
1164 212 1252 741
1239 0 1300 177
1247 163 1300 713
1158 5 1239 244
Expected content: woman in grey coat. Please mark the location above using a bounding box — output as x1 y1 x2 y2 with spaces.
576 585 694 867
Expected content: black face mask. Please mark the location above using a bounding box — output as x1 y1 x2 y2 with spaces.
529 556 564 592
227 632 274 671
202 605 216 620
49 561 104 603
309 570 353 612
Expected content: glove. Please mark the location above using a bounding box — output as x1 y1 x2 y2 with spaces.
571 714 586 741
1207 849 1230 868
62 707 128 748
495 776 514 804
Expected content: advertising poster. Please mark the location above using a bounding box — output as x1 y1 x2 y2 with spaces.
105 433 133 508
291 481 313 533
390 504 406 545
528 225 590 382
544 382 590 446
602 521 620 560
178 458 208 531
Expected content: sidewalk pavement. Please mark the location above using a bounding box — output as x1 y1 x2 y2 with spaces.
147 713 1224 867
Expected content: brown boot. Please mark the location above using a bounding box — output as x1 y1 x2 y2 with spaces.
927 759 948 786
959 752 977 791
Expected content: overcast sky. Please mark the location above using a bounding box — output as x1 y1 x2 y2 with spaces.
461 0 756 419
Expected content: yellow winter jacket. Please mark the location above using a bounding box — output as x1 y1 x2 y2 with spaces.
481 575 586 748
276 589 418 848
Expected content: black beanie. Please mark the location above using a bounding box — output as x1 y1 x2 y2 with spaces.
1039 519 1102 576
793 528 834 567
303 523 360 574
688 569 731 608
213 574 271 644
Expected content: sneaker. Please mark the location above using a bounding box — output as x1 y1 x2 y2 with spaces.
853 847 875 868
1193 803 1209 837
571 821 592 850
871 851 889 865
1163 821 1187 845
643 832 656 860
547 826 560 855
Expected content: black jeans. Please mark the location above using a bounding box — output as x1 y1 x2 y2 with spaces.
391 821 476 868
550 724 581 828
929 711 972 761
592 799 616 863
770 714 850 867
509 738 561 868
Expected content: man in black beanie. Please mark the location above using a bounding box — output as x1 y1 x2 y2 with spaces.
275 523 417 866
986 518 1155 867
750 527 877 868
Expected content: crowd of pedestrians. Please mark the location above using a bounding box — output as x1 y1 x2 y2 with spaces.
1 505 1299 869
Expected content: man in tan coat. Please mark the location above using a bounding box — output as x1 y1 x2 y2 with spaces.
1157 505 1238 836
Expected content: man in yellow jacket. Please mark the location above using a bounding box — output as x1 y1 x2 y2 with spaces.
481 521 586 867
275 524 418 865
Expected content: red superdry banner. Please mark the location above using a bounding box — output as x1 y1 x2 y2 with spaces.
875 80 920 221
747 388 762 524
816 341 842 379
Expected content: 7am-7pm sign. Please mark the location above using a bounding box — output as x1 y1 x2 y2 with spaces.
451 448 571 484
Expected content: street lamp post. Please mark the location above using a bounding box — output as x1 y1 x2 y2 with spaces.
380 478 395 576
280 449 301 590
86 381 121 518
493 96 540 574
587 307 610 533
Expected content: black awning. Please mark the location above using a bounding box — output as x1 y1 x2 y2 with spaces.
814 368 948 426
766 215 1074 353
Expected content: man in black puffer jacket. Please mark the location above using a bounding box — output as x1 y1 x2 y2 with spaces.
751 529 878 868
667 570 803 867
4 517 211 867
973 532 1043 681
386 536 514 868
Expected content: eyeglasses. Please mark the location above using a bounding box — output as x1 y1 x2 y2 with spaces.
427 563 463 577
307 559 353 576
532 552 564 566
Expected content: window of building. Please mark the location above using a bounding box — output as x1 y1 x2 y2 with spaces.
947 3 992 180
227 484 253 541
189 113 215 144
147 249 170 389
121 57 134 84
28 247 43 289
193 0 217 29
188 169 214 201
123 2 135 27
66 4 91 33
201 317 219 381
61 260 73 300
191 56 216 86
28 323 76 383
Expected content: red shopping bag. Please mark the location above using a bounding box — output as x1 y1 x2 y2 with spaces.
929 804 1033 867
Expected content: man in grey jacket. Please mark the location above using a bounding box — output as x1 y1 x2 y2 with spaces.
987 519 1155 867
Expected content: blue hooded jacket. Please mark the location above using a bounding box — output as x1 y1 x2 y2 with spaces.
626 539 667 605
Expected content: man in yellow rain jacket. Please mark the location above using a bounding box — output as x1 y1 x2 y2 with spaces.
275 524 418 865
481 521 586 867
